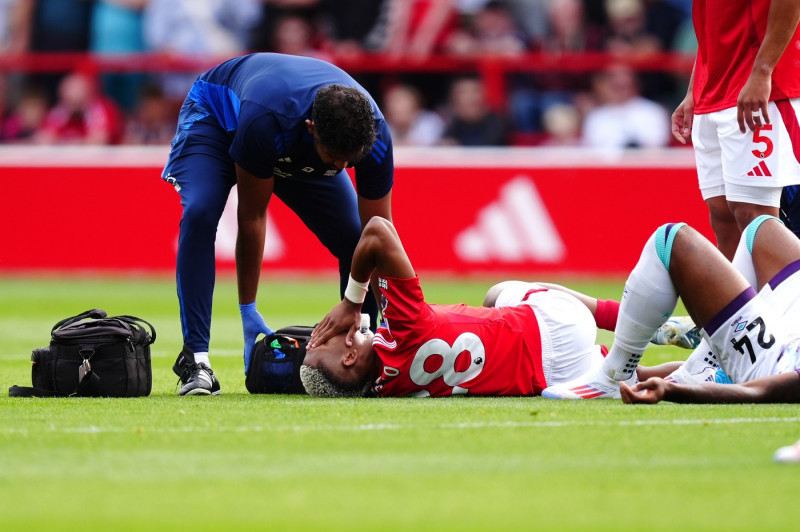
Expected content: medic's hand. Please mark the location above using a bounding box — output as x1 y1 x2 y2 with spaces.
240 302 274 373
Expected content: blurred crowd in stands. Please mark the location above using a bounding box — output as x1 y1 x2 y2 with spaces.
0 0 695 148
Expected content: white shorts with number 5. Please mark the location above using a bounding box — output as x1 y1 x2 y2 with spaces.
692 98 800 206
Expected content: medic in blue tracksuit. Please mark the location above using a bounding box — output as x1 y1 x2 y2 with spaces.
162 53 393 395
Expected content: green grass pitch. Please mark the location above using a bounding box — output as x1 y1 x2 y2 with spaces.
1 275 798 531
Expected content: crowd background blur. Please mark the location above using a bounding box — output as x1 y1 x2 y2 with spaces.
0 0 693 147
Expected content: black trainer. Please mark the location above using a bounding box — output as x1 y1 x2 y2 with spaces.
173 347 221 396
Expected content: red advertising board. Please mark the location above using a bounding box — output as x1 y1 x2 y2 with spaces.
0 146 710 275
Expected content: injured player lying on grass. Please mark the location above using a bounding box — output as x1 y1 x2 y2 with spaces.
299 217 702 398
544 215 800 404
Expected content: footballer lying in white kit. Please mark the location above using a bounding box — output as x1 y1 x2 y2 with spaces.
704 258 800 383
670 214 800 385
542 215 800 400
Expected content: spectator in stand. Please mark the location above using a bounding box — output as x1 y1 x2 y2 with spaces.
509 0 605 133
581 64 670 149
440 76 509 146
1 83 48 142
642 0 687 50
0 74 11 140
503 0 549 45
535 0 606 54
142 0 260 100
364 0 459 58
603 0 684 104
268 12 332 61
14 0 94 103
382 83 445 147
0 0 28 53
89 0 147 113
122 83 175 145
603 0 660 54
249 0 324 52
35 71 122 145
539 103 582 147
443 0 527 56
318 0 384 56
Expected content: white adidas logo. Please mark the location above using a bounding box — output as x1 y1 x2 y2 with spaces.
455 176 565 263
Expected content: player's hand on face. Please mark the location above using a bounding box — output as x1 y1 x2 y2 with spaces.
737 72 771 133
620 377 666 404
310 299 361 348
671 94 694 144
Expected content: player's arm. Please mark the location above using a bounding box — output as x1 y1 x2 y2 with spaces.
354 120 394 228
737 0 800 132
620 371 800 404
235 163 273 304
354 119 395 309
358 192 392 304
351 216 413 281
310 217 413 347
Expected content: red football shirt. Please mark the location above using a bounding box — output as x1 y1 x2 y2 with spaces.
370 276 546 397
693 0 800 113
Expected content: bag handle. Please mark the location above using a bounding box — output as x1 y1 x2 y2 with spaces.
9 385 68 397
50 311 156 345
113 315 157 345
51 309 107 334
9 360 104 398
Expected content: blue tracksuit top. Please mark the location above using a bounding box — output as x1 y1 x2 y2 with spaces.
184 53 393 200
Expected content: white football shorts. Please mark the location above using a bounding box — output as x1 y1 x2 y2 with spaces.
692 98 800 206
705 262 800 382
493 282 604 386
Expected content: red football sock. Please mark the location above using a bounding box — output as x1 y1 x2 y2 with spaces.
594 299 620 331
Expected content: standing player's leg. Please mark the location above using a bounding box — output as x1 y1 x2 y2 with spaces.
706 196 739 260
693 111 739 259
274 171 379 329
543 223 752 399
163 137 236 395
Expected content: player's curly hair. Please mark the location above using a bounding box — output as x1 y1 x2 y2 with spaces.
311 85 376 160
299 364 371 398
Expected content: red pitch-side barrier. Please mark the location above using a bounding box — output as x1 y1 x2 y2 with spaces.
0 146 710 276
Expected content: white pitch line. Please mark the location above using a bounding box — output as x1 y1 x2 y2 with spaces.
2 416 800 436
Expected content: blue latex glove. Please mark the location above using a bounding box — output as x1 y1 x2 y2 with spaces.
240 302 274 374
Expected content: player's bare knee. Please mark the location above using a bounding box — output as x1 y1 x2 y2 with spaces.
483 280 530 307
746 215 799 262
671 225 710 261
